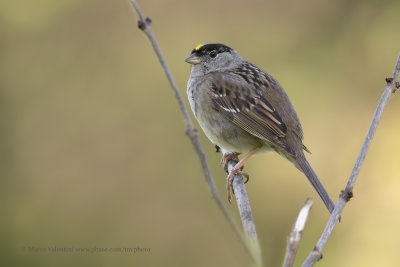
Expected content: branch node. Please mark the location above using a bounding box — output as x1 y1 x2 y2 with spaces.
340 189 353 202
312 247 323 260
137 19 146 30
385 77 393 84
137 17 152 30
185 127 198 138
395 81 400 90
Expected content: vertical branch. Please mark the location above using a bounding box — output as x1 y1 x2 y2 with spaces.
283 198 313 267
128 1 262 265
302 53 400 267
227 159 262 265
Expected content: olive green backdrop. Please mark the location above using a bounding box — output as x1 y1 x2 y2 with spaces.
1 0 400 266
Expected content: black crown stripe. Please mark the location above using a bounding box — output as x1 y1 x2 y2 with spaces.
191 43 232 55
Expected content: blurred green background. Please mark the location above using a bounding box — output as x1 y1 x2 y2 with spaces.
1 0 400 266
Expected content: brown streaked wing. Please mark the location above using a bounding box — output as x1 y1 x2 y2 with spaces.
209 72 287 142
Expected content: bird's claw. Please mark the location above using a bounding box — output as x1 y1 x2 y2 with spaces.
221 152 241 173
226 168 250 203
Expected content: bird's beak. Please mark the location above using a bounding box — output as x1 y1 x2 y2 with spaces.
184 54 202 65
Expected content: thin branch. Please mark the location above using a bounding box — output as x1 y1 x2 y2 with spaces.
227 159 262 265
302 52 400 267
128 1 261 264
283 198 313 267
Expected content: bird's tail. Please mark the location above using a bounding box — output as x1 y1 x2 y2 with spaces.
295 154 335 214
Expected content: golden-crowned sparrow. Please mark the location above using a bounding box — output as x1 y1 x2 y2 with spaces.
185 43 335 213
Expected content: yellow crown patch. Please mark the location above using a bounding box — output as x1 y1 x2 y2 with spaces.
195 44 204 51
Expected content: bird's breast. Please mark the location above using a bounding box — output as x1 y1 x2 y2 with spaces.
188 79 263 153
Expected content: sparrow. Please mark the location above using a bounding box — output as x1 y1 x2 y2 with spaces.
185 43 335 213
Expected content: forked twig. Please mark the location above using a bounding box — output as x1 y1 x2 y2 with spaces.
128 1 261 265
302 53 400 266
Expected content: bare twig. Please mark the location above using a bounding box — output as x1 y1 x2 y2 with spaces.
128 1 261 265
227 159 262 265
283 198 313 267
302 53 400 267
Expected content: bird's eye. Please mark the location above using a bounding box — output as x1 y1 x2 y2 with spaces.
210 50 218 58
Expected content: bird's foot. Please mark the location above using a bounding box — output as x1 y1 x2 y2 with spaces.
221 152 241 173
226 167 250 203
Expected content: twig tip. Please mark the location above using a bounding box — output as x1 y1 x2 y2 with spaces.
293 198 313 232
